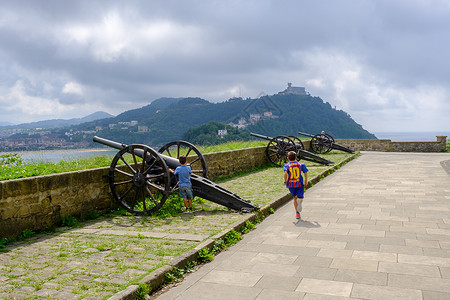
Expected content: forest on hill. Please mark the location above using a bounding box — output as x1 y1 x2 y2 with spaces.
84 93 375 147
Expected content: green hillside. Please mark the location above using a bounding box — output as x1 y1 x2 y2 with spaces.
83 93 375 147
246 94 375 139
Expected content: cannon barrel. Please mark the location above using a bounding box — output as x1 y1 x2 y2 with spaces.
250 132 273 141
93 136 258 213
330 142 354 153
93 136 181 168
297 131 315 138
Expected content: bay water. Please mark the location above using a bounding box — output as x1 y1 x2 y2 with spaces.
373 131 449 141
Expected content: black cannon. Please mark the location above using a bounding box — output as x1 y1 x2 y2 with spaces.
298 131 354 154
250 133 334 167
93 136 258 215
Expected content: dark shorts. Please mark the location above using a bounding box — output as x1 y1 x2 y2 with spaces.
288 186 304 198
179 186 193 199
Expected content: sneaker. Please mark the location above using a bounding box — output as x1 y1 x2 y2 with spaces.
297 201 302 212
296 212 300 219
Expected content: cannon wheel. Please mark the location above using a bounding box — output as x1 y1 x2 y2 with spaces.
266 135 297 167
108 144 170 215
311 134 333 154
325 134 335 145
288 136 304 150
288 135 305 160
158 141 208 178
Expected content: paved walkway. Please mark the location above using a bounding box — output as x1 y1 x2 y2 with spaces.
155 152 450 300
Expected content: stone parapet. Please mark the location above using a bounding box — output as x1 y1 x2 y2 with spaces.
335 136 447 152
203 146 268 180
0 147 269 238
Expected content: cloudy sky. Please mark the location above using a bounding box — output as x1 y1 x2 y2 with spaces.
1 0 449 133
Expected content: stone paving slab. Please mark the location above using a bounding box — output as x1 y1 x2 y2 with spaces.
156 152 450 300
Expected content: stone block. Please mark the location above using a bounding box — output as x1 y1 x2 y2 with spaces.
2 177 38 198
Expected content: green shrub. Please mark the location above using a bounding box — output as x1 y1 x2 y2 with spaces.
223 230 241 245
136 283 150 300
164 267 186 284
85 211 100 220
0 153 23 166
212 239 225 254
154 194 185 218
60 215 79 227
197 248 213 262
240 220 255 234
17 229 35 240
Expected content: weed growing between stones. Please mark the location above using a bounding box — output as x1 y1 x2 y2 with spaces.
136 282 151 300
60 215 79 227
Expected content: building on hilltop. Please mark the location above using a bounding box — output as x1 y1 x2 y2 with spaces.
279 82 307 95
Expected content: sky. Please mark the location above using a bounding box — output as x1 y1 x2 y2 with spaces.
0 0 449 133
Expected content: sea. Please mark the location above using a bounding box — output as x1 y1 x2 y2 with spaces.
1 131 449 164
373 131 450 141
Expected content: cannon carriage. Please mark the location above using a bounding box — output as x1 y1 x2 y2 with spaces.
250 133 334 167
297 131 354 154
93 136 258 215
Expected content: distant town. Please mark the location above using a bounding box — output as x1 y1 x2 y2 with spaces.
0 112 279 151
0 120 145 151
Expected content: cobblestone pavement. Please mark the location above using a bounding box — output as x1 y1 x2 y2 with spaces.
0 152 353 299
156 152 450 300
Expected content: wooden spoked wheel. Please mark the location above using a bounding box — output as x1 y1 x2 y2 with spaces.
108 144 170 215
288 135 305 160
266 136 297 167
311 134 333 154
325 133 335 144
158 141 208 178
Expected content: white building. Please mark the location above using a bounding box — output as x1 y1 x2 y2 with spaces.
218 129 228 138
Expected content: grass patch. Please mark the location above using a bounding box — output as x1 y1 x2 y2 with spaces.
0 154 113 180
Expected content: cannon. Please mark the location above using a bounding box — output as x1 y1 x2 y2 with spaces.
250 133 334 167
298 131 354 154
93 136 258 215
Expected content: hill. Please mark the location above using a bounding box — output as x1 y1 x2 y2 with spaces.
1 93 375 151
1 111 114 129
86 93 375 147
245 94 375 139
182 121 252 145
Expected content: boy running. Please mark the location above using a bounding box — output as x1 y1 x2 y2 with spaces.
283 151 308 219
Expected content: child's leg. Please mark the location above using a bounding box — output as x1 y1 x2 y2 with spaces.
293 196 298 212
298 197 303 212
188 198 192 209
183 198 188 209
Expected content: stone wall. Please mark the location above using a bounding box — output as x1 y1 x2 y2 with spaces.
0 147 268 238
334 136 447 152
0 168 114 238
205 146 268 179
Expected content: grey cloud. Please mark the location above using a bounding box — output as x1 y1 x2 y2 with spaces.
0 0 449 132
